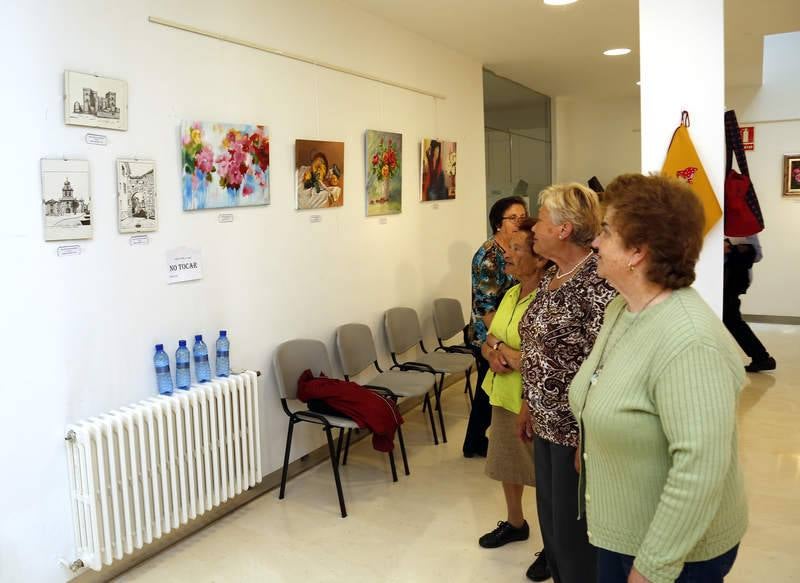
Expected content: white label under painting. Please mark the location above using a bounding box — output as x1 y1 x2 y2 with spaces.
41 159 92 241
117 159 157 233
166 248 203 284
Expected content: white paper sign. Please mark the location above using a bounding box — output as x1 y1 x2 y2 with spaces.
309 215 322 223
57 244 82 257
85 133 108 146
166 248 203 284
218 213 234 223
129 234 149 246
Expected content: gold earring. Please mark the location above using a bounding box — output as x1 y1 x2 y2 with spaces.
627 262 635 272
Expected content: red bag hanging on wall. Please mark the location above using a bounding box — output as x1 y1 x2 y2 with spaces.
724 110 764 236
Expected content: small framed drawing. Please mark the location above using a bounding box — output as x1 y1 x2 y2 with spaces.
64 71 128 131
41 159 92 241
784 154 800 196
117 159 157 233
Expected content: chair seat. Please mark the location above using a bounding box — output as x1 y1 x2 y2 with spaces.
416 351 474 374
287 402 360 429
367 370 435 398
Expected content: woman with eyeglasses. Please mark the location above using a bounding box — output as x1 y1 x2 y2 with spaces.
462 196 528 459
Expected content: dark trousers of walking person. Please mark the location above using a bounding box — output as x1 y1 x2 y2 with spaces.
462 349 491 457
596 544 739 583
722 292 770 362
534 436 596 583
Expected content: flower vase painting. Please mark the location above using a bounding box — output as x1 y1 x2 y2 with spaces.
180 121 270 210
421 138 457 201
365 130 402 216
295 139 345 210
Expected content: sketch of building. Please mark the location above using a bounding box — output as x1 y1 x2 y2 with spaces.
73 88 120 119
64 71 128 131
117 159 157 233
41 159 92 241
43 179 89 217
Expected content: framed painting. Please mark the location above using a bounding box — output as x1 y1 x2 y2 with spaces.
365 130 402 216
296 139 345 210
117 159 157 233
41 159 92 241
180 121 270 210
64 71 128 131
421 138 456 201
784 154 800 196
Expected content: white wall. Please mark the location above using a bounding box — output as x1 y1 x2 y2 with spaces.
727 32 800 318
553 95 641 188
0 1 486 580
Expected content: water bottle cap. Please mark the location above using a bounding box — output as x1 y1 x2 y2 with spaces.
195 335 203 341
155 343 164 351
220 330 227 336
178 340 187 347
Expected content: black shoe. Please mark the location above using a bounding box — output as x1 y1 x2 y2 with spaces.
463 438 489 458
745 356 776 373
526 550 551 582
478 520 529 548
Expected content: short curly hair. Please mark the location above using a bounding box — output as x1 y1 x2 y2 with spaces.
488 196 528 232
603 173 705 289
538 183 602 246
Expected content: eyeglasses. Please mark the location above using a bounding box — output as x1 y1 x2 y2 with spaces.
501 215 527 222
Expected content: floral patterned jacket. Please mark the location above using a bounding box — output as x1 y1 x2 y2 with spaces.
468 238 514 349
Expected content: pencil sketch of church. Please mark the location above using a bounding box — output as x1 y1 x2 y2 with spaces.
41 159 92 241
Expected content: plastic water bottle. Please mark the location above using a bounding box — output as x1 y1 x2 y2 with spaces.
216 330 230 377
193 335 211 382
175 340 191 389
154 344 173 395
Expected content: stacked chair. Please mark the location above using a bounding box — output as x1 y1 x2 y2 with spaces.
432 297 476 401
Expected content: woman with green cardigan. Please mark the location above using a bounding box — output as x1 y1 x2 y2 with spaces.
570 174 748 583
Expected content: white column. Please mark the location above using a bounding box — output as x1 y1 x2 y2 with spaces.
639 0 725 315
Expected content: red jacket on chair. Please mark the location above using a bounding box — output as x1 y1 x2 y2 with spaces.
297 370 403 452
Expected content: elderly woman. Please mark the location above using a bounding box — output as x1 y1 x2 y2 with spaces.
569 174 748 583
518 183 616 583
477 219 551 581
462 196 528 458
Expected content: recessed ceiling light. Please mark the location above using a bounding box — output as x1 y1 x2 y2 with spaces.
603 48 631 56
543 0 578 5
636 81 641 86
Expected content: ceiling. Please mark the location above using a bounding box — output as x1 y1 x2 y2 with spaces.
341 0 800 99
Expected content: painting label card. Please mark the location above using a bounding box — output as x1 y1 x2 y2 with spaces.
309 215 322 223
365 130 402 216
166 248 203 284
57 245 82 257
129 234 149 247
181 121 270 210
64 71 128 131
41 159 92 241
432 203 439 210
218 213 234 223
379 217 388 224
296 139 345 210
85 133 108 146
421 138 457 201
117 159 157 233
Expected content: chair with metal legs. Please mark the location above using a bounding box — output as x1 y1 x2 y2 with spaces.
336 322 437 460
273 338 404 518
432 297 476 401
384 307 474 444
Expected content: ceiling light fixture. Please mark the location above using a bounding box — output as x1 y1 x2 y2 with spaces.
603 48 631 56
636 81 641 86
543 0 578 6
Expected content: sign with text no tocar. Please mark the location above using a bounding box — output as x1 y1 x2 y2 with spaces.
166 248 203 284
739 126 755 151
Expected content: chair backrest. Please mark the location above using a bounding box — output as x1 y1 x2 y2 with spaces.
384 307 422 355
336 323 378 378
433 298 467 342
273 338 333 400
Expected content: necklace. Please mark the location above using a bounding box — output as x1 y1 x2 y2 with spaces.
555 250 594 280
589 289 666 386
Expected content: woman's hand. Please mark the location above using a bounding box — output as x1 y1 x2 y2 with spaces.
627 567 652 583
487 349 511 374
516 407 534 442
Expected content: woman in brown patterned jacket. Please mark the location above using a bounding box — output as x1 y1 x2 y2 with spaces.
516 183 616 583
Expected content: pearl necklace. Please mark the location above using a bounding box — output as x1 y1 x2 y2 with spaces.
555 250 594 280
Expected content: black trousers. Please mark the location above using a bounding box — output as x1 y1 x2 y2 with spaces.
462 350 491 456
597 544 739 583
534 437 596 583
722 292 769 361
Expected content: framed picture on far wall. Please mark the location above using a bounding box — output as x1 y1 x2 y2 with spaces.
295 139 345 210
117 159 157 233
783 154 800 196
365 130 402 216
421 138 456 202
64 71 128 131
41 159 92 241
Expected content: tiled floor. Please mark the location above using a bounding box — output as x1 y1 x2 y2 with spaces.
118 324 799 582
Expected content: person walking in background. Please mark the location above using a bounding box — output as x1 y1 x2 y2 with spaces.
462 196 528 458
570 173 748 582
518 183 616 583
723 235 776 372
477 219 551 581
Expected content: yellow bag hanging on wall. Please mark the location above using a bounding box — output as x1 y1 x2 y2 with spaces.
661 111 722 235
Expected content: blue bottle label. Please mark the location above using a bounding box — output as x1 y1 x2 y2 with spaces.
194 355 209 363
176 363 190 370
155 365 170 374
216 350 229 357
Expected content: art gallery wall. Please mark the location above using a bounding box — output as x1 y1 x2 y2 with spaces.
727 32 800 318
0 1 486 580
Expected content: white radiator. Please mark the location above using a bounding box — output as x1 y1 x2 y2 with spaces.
64 371 261 572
